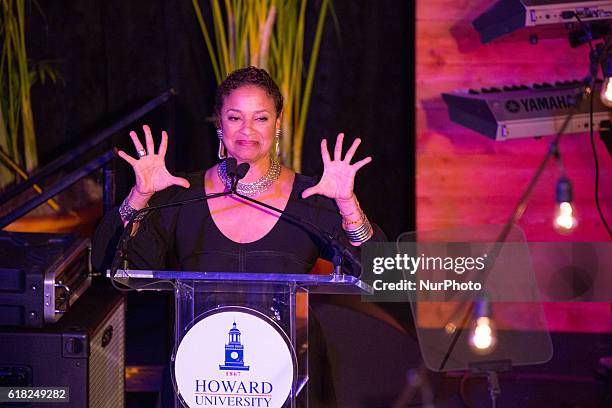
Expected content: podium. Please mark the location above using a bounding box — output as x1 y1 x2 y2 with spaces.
111 270 372 408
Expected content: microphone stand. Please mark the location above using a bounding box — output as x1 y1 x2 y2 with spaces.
110 158 363 289
110 159 362 287
111 159 242 283
109 190 232 282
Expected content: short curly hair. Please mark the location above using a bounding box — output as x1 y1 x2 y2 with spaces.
214 66 283 122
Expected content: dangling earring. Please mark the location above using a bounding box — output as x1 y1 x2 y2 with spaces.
217 128 226 160
274 128 282 159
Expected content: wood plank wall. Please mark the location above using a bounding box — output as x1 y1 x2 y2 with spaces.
416 0 612 332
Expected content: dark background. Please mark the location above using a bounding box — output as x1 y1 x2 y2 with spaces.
18 3 612 407
25 0 415 386
28 0 414 240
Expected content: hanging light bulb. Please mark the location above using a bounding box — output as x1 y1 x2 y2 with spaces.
601 56 612 107
470 316 496 352
601 77 612 107
468 297 497 354
554 177 577 233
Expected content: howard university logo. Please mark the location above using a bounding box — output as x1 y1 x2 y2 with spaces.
219 322 250 371
175 309 293 407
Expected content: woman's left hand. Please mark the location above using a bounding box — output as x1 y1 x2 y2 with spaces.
301 133 372 200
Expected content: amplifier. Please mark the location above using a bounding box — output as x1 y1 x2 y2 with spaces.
0 231 91 327
0 282 125 408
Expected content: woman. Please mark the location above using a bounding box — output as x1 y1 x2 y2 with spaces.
93 66 382 406
94 66 379 273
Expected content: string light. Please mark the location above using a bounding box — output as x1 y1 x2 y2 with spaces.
469 297 497 354
601 57 612 107
554 178 577 233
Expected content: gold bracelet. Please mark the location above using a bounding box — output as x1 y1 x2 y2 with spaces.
342 211 366 228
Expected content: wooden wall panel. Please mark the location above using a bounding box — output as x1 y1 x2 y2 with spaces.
416 0 612 332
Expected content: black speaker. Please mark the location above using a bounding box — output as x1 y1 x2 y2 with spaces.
0 282 125 407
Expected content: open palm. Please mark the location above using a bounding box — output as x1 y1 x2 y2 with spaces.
116 125 190 197
301 133 371 200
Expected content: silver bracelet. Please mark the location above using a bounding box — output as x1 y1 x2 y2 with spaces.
119 197 147 223
343 215 374 243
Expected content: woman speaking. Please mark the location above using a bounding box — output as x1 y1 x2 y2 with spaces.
94 66 381 275
92 66 383 406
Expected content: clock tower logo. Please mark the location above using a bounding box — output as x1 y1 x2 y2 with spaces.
219 322 250 371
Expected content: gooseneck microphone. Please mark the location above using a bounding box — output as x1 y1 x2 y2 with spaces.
229 159 250 194
225 157 238 190
110 189 231 279
110 159 250 279
236 163 250 181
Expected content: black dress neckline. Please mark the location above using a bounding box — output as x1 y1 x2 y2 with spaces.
201 171 300 246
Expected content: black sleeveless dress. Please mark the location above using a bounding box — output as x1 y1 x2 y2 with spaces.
92 172 383 407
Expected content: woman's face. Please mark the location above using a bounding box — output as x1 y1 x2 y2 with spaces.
219 85 281 164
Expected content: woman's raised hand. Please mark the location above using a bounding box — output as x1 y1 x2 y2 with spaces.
301 133 371 201
117 125 190 198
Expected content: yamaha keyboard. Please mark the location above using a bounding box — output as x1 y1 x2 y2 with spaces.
442 80 612 141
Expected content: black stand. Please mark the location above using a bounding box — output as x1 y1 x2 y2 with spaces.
468 360 512 408
597 120 612 157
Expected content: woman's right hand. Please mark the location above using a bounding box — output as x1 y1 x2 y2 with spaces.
117 125 190 207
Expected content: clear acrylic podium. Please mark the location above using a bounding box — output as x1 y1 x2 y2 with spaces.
111 270 372 408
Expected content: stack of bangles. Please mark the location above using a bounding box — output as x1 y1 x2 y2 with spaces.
341 206 374 243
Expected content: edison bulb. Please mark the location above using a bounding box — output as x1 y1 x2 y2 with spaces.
601 77 612 108
469 316 497 354
554 201 577 233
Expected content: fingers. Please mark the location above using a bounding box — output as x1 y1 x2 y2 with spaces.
158 131 168 157
130 126 169 157
117 150 137 166
129 131 145 155
333 133 344 161
344 138 361 163
353 156 372 171
327 133 363 163
143 125 155 155
171 176 191 189
320 139 331 164
301 185 320 199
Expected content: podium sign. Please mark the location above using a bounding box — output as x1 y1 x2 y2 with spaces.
111 270 372 408
173 307 295 408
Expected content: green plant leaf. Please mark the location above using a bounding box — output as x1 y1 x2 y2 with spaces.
191 0 334 172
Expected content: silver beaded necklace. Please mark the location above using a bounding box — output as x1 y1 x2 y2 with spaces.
218 157 281 197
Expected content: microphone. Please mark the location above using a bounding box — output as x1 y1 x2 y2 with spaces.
225 158 239 193
231 162 250 192
226 157 238 179
228 161 249 193
236 162 250 180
